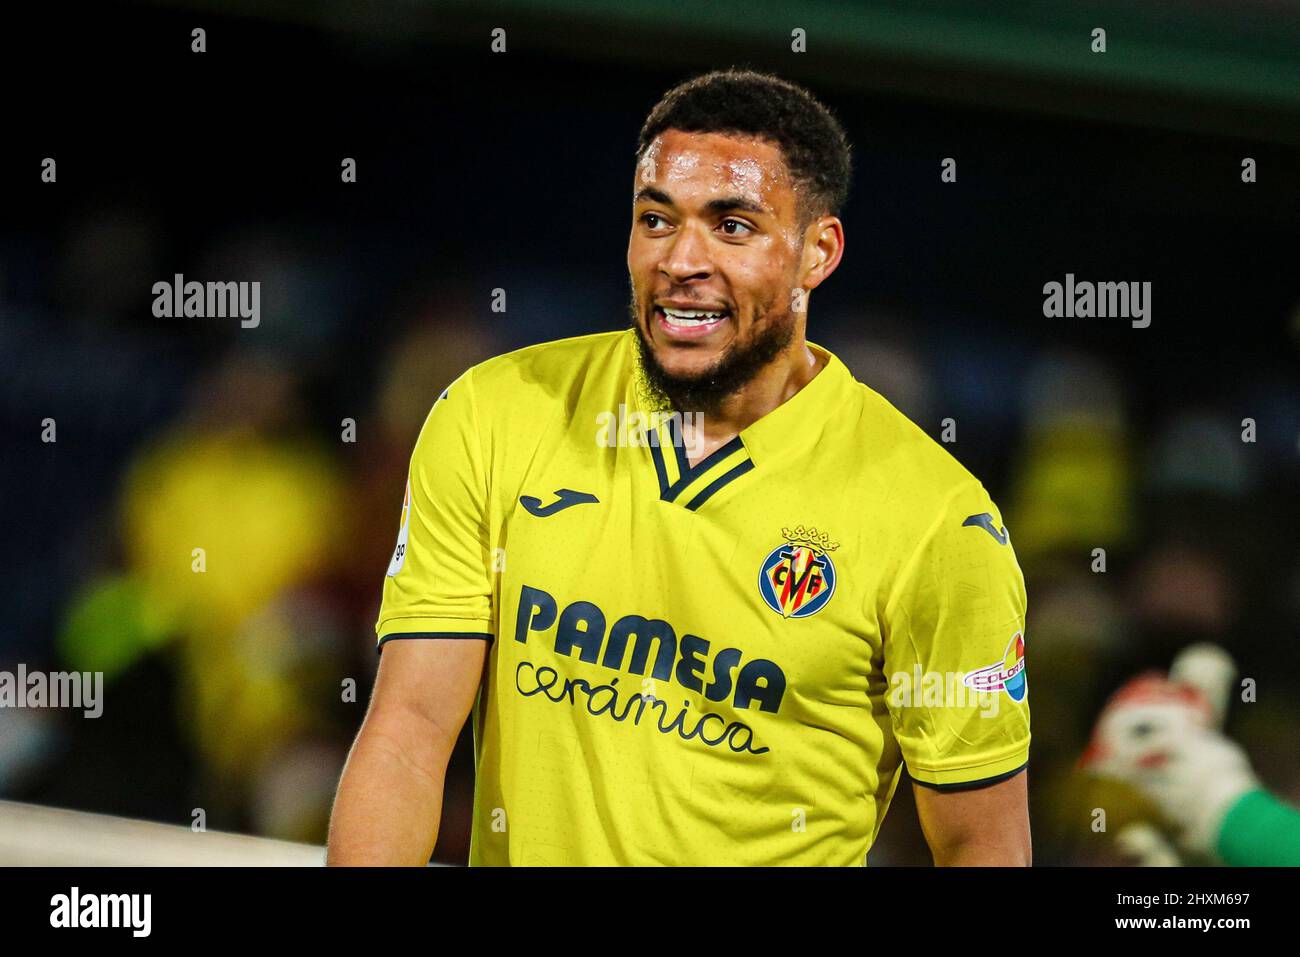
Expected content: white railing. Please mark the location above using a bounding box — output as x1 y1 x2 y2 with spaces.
0 800 324 866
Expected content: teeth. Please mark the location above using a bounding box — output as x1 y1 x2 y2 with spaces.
660 307 726 326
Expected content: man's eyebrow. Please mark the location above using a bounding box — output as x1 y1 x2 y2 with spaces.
633 186 674 206
633 187 769 217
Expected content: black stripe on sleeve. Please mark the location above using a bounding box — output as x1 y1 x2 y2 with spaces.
910 760 1028 793
377 632 495 653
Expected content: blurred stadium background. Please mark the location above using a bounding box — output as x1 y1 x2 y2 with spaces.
2 0 1299 865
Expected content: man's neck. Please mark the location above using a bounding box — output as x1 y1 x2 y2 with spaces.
684 338 826 467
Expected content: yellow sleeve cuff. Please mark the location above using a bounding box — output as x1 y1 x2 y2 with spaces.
907 742 1030 790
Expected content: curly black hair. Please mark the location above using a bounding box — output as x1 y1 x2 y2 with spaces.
635 68 853 230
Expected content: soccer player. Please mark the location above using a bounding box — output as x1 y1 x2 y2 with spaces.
328 69 1031 866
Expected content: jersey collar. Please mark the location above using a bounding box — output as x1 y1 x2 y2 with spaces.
623 330 855 505
738 340 854 466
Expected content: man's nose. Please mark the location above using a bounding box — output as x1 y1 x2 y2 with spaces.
659 223 714 282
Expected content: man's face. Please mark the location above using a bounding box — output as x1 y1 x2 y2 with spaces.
627 129 810 407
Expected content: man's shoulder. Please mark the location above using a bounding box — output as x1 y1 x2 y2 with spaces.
841 376 989 512
462 329 630 402
420 330 629 447
836 379 1014 581
471 329 630 383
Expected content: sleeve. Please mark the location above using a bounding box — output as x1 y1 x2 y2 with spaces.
882 479 1030 789
374 369 495 650
1216 789 1300 867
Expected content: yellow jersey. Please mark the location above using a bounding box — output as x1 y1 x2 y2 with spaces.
376 328 1029 865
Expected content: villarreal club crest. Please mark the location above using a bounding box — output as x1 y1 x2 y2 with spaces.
759 525 838 619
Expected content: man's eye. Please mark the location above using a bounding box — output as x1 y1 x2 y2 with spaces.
720 219 753 236
641 213 669 230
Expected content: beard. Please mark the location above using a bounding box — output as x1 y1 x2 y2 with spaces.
630 296 796 417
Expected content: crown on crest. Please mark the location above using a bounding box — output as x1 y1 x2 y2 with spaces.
781 525 839 552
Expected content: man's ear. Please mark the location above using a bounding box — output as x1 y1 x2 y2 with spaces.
800 215 845 291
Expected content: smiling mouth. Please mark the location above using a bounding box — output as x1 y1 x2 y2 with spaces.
653 304 731 339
